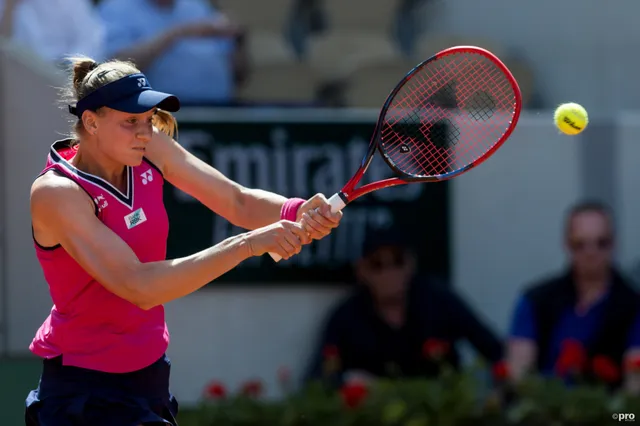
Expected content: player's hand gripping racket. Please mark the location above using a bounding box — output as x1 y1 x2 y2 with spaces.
270 46 522 262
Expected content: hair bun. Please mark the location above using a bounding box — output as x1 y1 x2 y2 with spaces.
70 57 99 95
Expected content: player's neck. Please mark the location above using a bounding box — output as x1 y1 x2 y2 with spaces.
71 145 127 188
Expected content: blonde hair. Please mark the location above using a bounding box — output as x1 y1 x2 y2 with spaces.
62 56 177 139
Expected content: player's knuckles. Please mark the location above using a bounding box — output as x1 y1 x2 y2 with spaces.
308 211 326 225
316 216 333 227
310 193 327 203
282 242 294 254
287 233 303 247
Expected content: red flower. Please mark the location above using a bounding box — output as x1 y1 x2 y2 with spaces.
322 345 339 359
422 338 450 359
203 381 226 399
239 379 263 398
555 339 587 376
591 355 620 383
492 360 509 381
625 355 640 372
340 381 368 409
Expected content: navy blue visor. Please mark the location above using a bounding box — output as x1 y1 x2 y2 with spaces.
68 73 180 118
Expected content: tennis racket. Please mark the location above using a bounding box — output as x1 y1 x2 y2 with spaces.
270 45 522 262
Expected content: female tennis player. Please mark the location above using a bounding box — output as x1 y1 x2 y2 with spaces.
25 56 342 426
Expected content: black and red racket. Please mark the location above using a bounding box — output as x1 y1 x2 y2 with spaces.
271 46 522 261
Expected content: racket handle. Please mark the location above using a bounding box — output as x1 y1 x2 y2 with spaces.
269 192 346 262
327 192 346 212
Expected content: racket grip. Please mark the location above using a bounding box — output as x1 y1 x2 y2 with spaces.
269 253 283 262
327 192 346 212
269 192 346 262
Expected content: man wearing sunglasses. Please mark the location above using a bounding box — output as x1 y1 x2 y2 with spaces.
507 201 640 391
304 227 502 385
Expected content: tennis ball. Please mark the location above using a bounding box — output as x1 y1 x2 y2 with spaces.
554 103 588 135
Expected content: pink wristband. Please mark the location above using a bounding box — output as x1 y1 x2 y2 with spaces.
280 198 306 222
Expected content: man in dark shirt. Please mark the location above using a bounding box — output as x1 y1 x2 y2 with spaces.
304 228 503 384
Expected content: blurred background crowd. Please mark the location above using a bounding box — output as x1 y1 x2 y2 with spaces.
2 0 640 425
0 0 544 108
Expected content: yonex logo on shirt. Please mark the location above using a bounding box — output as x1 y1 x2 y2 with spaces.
141 169 153 185
93 194 108 212
124 207 147 230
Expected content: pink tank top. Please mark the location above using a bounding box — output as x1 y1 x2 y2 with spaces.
30 140 170 373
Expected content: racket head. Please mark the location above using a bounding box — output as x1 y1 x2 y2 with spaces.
374 45 522 183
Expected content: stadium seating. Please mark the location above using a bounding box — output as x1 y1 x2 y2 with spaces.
412 34 507 61
344 59 418 107
322 0 400 32
216 0 293 32
246 31 297 67
237 62 319 103
306 31 401 80
220 0 521 107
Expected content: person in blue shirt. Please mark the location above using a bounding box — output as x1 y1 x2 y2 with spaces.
98 0 248 105
507 200 640 392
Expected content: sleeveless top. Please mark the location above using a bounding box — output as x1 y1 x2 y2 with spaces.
30 140 170 373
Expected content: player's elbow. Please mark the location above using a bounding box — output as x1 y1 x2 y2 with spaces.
110 269 158 311
126 279 159 311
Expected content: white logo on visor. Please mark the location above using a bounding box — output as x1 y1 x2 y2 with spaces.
137 78 147 87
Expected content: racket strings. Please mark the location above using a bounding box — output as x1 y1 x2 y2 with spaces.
390 59 511 175
380 51 517 177
394 57 510 175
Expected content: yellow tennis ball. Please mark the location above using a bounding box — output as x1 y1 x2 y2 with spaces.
554 103 588 135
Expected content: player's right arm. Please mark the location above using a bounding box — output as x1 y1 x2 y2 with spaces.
31 173 310 310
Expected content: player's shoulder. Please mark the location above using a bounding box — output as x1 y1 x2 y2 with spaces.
31 171 87 209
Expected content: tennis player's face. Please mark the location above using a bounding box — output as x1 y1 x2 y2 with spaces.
96 108 155 167
358 247 415 301
566 211 614 277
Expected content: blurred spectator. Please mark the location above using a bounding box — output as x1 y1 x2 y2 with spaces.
394 0 427 55
0 0 104 63
98 0 248 105
289 0 326 57
507 200 640 392
305 227 502 385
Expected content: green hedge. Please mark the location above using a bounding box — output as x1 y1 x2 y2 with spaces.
0 357 42 425
177 369 640 426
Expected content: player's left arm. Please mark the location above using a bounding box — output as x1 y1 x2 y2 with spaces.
623 312 640 395
145 128 341 235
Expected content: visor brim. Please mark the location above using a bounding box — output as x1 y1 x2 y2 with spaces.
106 89 181 114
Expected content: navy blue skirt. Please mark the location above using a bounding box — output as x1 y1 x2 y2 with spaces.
25 354 179 426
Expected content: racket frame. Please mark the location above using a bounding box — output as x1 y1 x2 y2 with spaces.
270 45 522 262
335 45 522 207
